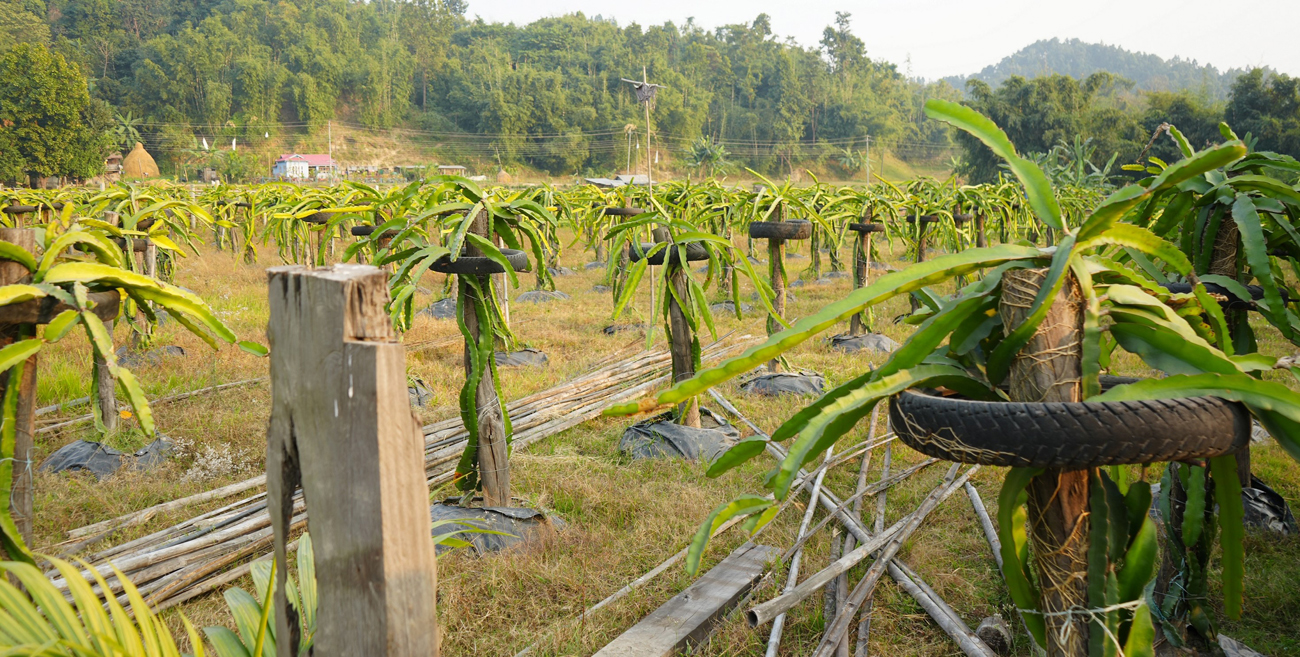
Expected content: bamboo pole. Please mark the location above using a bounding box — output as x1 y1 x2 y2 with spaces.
765 446 834 656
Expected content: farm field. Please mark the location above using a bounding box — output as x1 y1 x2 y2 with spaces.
12 214 1299 656
5 104 1300 657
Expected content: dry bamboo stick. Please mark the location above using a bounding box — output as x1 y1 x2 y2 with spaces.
66 476 269 540
709 389 991 657
39 378 267 434
843 405 880 657
811 464 980 657
965 482 1002 570
766 446 835 657
52 338 758 607
889 561 997 657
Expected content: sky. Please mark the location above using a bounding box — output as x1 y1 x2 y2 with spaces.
465 0 1300 81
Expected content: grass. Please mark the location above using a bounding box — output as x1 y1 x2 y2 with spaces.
23 231 1300 656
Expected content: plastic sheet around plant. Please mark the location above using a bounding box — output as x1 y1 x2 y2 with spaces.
740 372 826 397
40 438 172 479
420 297 457 320
430 497 564 555
829 332 899 354
618 407 739 461
495 348 549 368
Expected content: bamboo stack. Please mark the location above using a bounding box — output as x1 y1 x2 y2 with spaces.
44 333 758 610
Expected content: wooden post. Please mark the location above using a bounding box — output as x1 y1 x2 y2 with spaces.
850 213 873 337
1209 218 1251 487
266 264 439 657
667 259 700 428
999 267 1088 657
463 211 510 507
97 212 119 432
767 236 785 373
0 228 37 550
975 213 988 249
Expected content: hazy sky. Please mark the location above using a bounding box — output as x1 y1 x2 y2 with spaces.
466 0 1299 81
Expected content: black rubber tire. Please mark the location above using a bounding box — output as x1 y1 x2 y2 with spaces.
431 248 530 275
889 381 1251 468
848 222 886 234
627 242 710 265
351 225 397 238
301 211 331 224
1160 282 1286 311
749 220 812 241
2 205 37 214
953 213 974 224
605 207 648 216
904 215 940 224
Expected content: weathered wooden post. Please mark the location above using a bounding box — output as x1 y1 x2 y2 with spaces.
907 214 939 311
666 251 700 428
97 213 119 432
265 264 439 657
848 209 884 337
462 210 510 506
1000 267 1089 657
749 206 811 373
0 228 37 548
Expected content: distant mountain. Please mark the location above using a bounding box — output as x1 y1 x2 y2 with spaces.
943 38 1271 99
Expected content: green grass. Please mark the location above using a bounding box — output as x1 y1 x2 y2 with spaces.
24 232 1299 656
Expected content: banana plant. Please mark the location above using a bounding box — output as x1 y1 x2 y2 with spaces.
606 99 1300 655
0 217 262 563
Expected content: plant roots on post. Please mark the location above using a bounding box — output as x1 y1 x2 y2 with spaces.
667 261 700 428
465 210 511 507
1000 267 1089 657
768 236 785 373
850 225 872 337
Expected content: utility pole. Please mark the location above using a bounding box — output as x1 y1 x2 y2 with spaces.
865 135 871 185
622 69 667 344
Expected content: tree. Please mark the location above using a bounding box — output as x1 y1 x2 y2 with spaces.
1225 69 1300 158
0 44 111 184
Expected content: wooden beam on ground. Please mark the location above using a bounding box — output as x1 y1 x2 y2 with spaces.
594 541 778 657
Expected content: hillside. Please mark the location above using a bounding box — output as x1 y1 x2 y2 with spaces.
943 38 1269 99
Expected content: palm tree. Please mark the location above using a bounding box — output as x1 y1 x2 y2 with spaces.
113 112 143 151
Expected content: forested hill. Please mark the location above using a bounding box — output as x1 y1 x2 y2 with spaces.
0 0 954 176
944 38 1267 99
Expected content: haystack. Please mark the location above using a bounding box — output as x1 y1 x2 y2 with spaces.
121 142 159 179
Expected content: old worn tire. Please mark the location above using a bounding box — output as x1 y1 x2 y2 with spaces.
904 214 940 224
1160 282 1287 311
848 222 885 234
627 242 709 265
350 225 397 238
605 206 648 216
953 213 974 224
889 377 1251 467
749 220 811 241
2 205 37 214
431 248 529 275
301 211 331 224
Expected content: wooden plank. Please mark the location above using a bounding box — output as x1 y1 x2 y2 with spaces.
266 264 438 657
595 542 778 657
0 291 120 328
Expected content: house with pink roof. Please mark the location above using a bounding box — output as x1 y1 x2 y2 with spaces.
272 154 336 180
